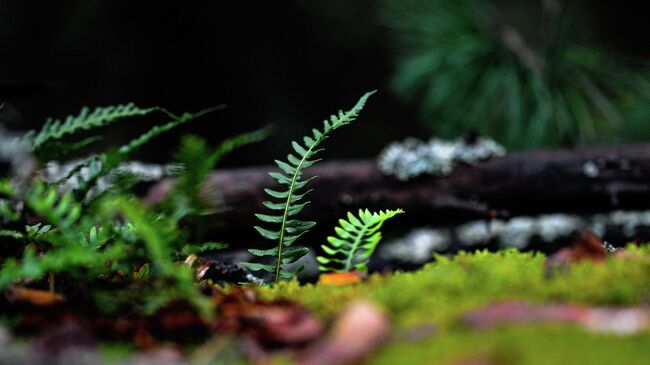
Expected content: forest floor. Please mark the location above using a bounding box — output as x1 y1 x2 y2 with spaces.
2 237 650 365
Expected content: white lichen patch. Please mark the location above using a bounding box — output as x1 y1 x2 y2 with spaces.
381 210 650 264
379 228 451 263
582 161 600 178
41 158 181 200
0 124 35 182
377 136 506 180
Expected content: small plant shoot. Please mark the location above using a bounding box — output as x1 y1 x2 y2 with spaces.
317 208 404 273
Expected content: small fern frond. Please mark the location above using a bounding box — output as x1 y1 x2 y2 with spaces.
317 208 404 273
0 229 23 239
79 226 112 248
27 103 156 151
210 125 273 164
25 182 82 237
171 126 271 211
242 91 376 284
118 105 224 156
25 223 52 237
108 197 177 274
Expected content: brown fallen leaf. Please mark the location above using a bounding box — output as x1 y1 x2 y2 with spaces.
318 271 364 286
298 300 389 365
546 230 607 271
215 288 323 348
5 286 66 306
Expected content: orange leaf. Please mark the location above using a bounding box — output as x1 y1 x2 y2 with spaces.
318 272 363 286
6 286 66 306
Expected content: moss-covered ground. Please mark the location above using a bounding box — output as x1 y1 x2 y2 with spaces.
256 246 650 364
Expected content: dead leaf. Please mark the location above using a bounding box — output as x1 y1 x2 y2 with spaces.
5 286 66 306
318 271 364 286
215 288 323 348
546 230 607 271
298 300 389 365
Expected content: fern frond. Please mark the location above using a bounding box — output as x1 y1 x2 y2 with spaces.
25 223 52 237
108 197 178 274
25 181 82 237
181 242 229 255
0 244 126 290
317 208 404 273
171 126 271 212
60 106 223 202
0 229 23 239
118 105 224 155
242 91 376 284
79 226 112 248
26 103 156 151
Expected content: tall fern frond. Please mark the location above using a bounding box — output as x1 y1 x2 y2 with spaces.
242 91 375 284
26 103 156 152
317 208 404 273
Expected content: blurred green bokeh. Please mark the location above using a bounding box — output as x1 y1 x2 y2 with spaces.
382 0 650 149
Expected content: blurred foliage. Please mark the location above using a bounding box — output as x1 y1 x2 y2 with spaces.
382 0 650 149
0 104 266 317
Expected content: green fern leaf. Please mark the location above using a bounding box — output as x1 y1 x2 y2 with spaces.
60 106 223 202
118 105 223 155
242 91 376 284
317 208 404 273
0 229 23 239
26 103 156 152
25 182 82 238
170 126 271 214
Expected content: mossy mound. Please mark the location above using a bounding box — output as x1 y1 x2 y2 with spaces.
257 246 650 364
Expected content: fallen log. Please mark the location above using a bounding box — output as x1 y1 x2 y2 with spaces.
147 144 650 246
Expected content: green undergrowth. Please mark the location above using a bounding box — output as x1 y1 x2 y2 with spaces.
255 246 650 364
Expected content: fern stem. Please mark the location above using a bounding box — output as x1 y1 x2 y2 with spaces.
275 137 323 284
343 224 370 272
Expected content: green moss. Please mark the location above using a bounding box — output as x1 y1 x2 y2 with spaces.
255 247 650 364
260 247 650 326
369 325 650 365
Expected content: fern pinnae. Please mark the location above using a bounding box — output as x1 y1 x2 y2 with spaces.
27 103 157 151
117 105 224 155
317 208 404 273
244 90 376 284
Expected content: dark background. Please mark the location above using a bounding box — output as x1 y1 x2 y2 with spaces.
1 1 648 166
